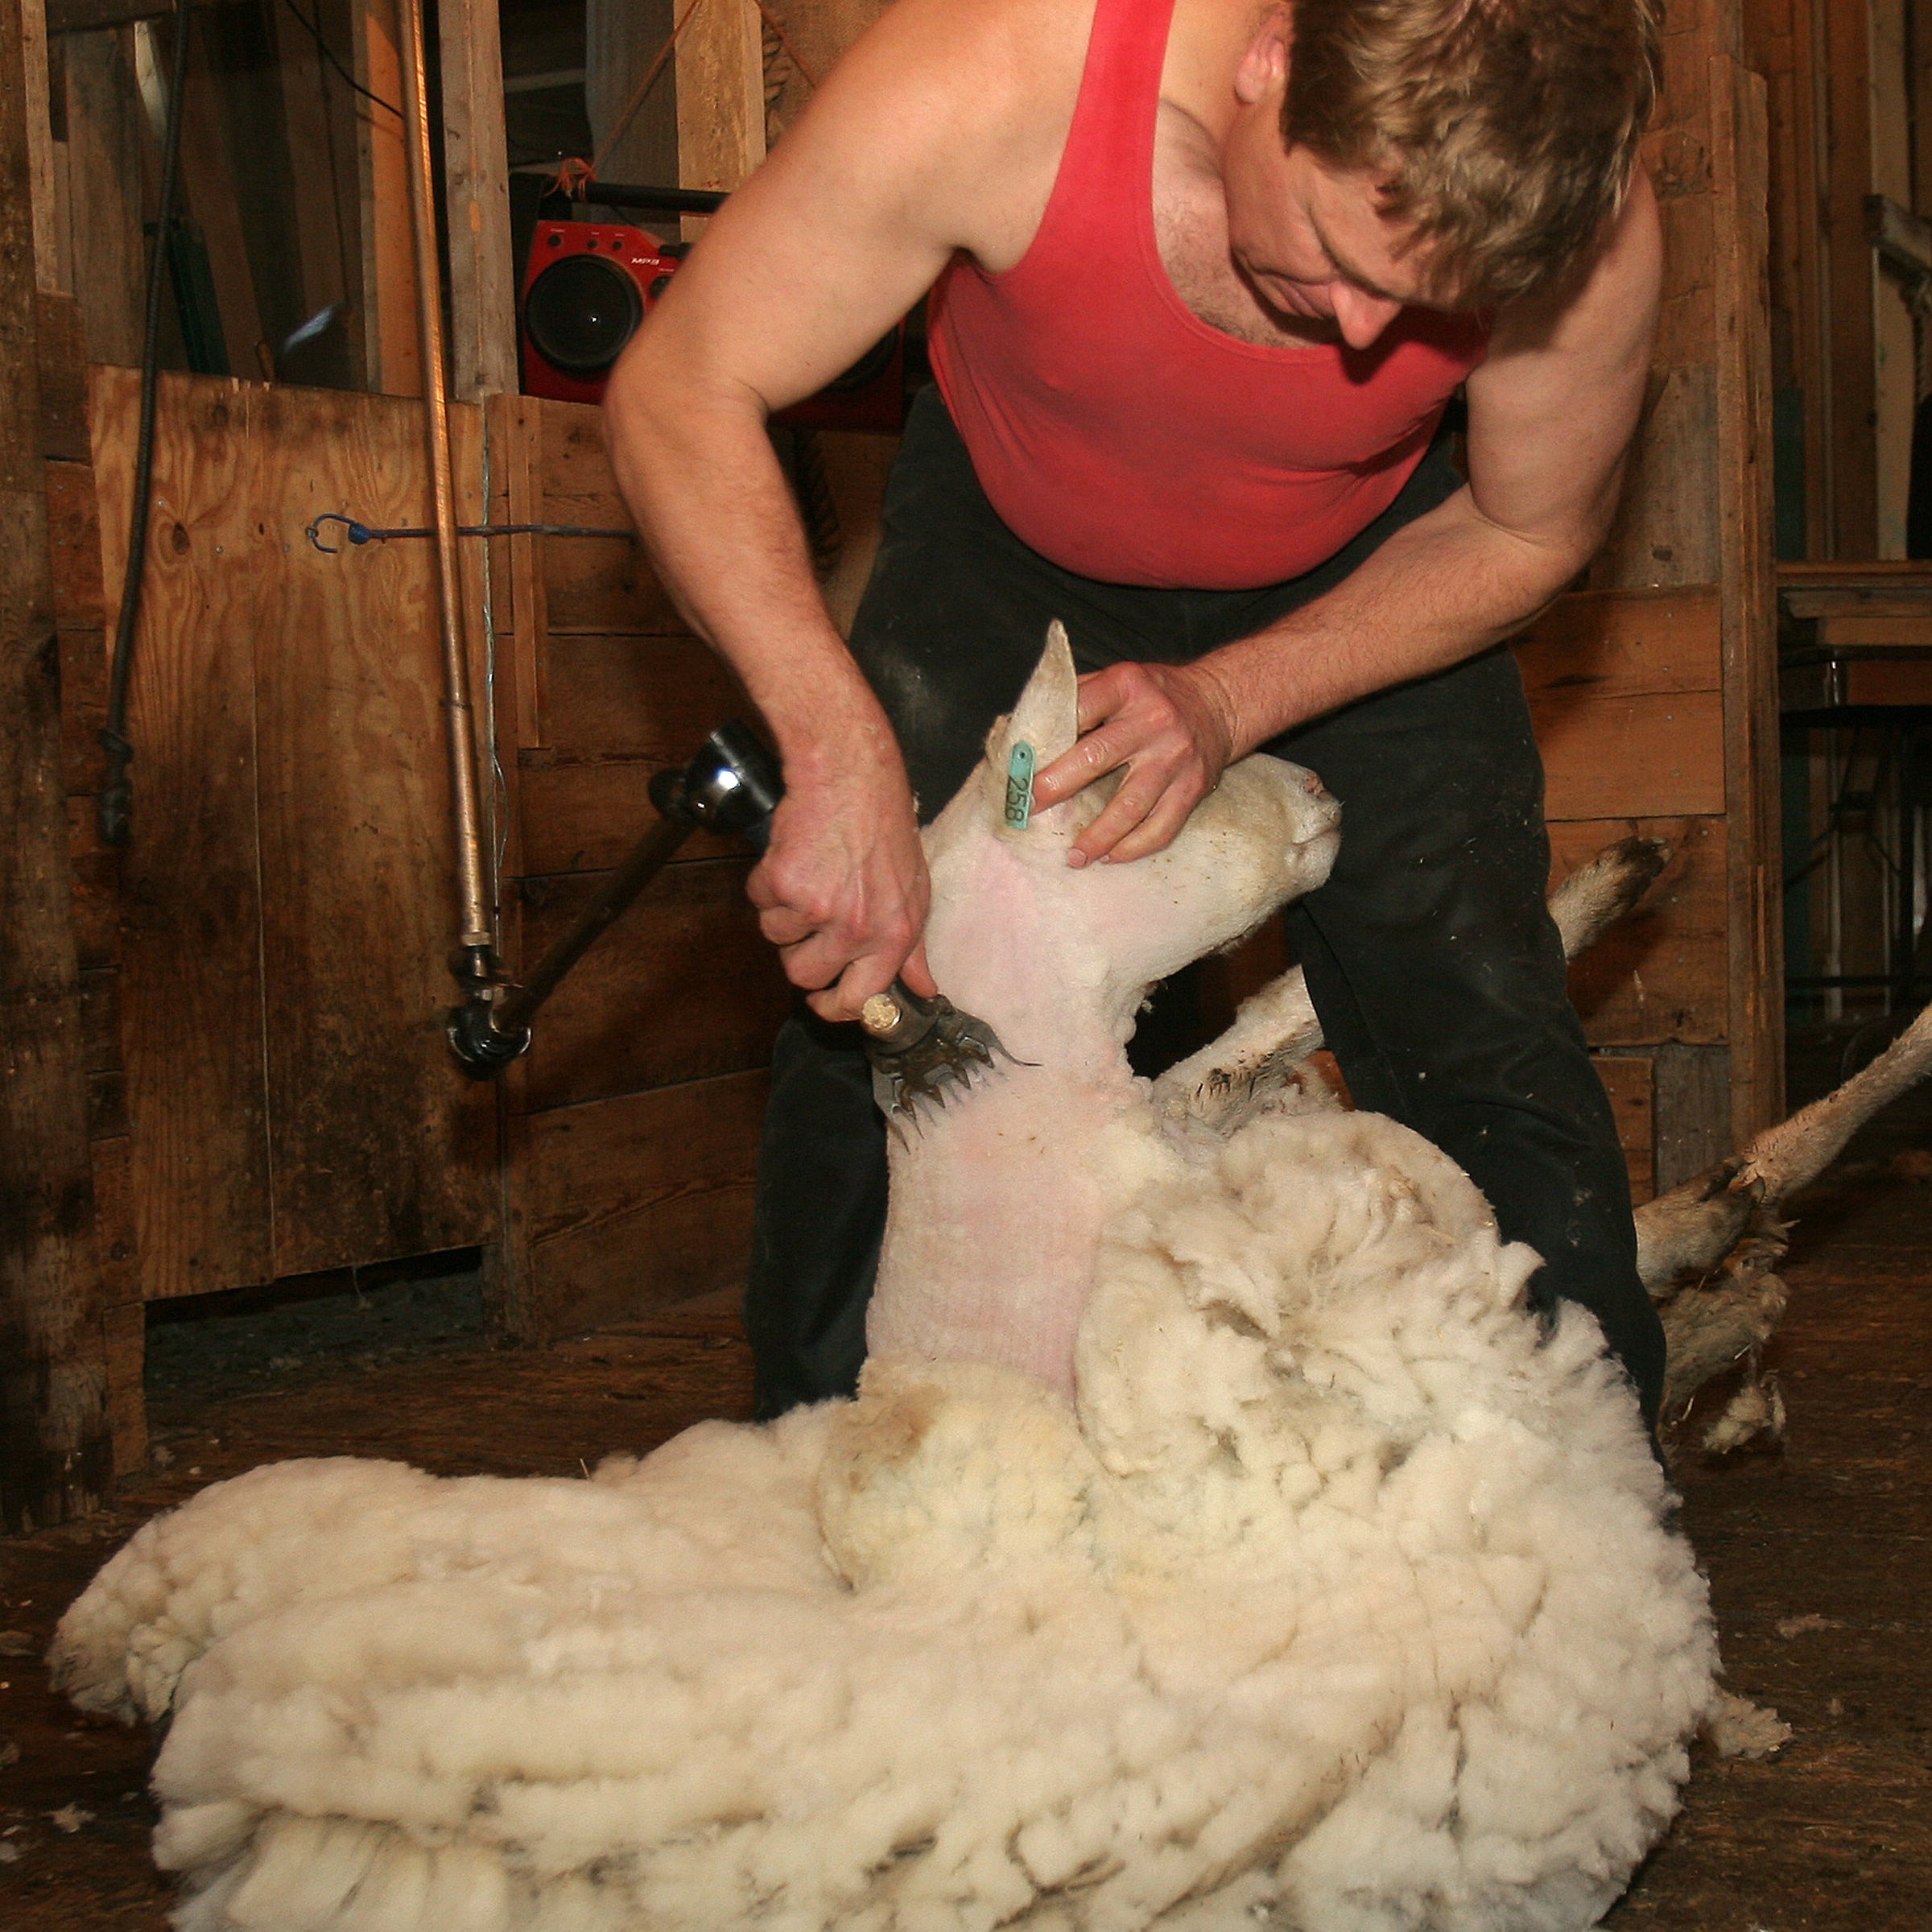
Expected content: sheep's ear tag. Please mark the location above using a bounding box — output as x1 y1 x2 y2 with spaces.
1004 742 1036 829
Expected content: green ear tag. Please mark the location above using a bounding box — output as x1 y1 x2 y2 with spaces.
1005 741 1036 828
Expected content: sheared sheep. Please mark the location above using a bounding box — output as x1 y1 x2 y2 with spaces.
54 629 1719 1932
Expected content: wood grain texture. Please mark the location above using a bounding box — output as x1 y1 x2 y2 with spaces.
1591 1054 1656 1204
1513 588 1721 703
1650 1040 1732 1193
35 291 92 460
353 0 419 397
541 632 749 763
515 857 789 1113
92 367 273 1301
44 452 102 628
92 372 499 1297
1712 56 1785 1145
0 6 110 1524
246 383 497 1278
1534 688 1726 819
60 25 144 368
534 404 679 635
436 0 518 400
675 0 765 196
516 759 750 873
518 1070 770 1339
1550 817 1728 1046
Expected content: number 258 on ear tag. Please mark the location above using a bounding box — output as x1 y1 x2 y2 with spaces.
1005 741 1036 829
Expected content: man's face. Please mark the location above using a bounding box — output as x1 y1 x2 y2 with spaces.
1222 134 1438 351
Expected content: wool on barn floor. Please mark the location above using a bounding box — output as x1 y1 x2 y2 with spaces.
4 1058 1931 1929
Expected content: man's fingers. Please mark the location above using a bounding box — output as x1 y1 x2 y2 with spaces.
1086 786 1199 865
1030 728 1126 811
897 939 938 999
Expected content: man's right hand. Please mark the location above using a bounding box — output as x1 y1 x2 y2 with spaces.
745 756 936 1023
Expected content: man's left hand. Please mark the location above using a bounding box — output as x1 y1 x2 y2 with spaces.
1030 658 1238 867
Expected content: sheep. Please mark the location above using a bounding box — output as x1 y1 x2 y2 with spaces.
54 627 1719 1932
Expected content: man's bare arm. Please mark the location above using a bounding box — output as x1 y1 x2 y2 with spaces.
1031 170 1664 865
603 0 1082 1015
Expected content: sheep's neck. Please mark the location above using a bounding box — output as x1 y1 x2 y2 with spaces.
867 980 1148 1400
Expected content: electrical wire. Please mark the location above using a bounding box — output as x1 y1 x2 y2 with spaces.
279 0 400 119
98 0 192 848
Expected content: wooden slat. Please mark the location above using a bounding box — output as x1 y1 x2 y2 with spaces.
353 0 419 397
1534 687 1726 819
21 0 60 293
518 1069 769 1339
541 631 749 762
437 0 518 400
61 24 145 368
35 292 92 459
101 1291 145 1476
178 6 265 375
1513 588 1721 702
64 791 118 969
1814 614 1932 646
57 629 105 794
1591 1055 1655 1204
245 382 497 1278
93 366 274 1301
675 0 765 200
1549 816 1728 1046
533 404 676 635
1712 56 1783 1146
517 759 750 873
44 452 101 626
1 0 111 1524
516 857 789 1113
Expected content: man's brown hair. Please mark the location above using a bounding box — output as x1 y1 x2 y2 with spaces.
1282 0 1660 305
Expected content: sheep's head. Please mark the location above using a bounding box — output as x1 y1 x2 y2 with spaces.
919 625 1340 1058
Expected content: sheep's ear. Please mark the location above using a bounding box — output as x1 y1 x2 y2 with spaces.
983 622 1082 833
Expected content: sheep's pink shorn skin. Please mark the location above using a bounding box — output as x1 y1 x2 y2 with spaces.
865 627 1341 1393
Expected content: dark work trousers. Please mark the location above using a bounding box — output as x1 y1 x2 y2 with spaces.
745 386 1666 1431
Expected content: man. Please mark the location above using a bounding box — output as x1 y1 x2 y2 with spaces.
604 0 1667 1426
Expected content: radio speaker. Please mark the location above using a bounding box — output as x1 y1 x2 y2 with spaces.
520 219 904 433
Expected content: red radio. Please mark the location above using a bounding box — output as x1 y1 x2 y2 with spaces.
519 218 905 433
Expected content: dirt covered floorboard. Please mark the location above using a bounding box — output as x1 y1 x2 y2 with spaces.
5 1105 1932 1928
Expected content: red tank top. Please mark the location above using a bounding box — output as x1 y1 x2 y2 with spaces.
927 0 1488 590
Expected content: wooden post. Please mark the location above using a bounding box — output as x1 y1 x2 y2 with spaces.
0 0 112 1529
438 0 517 401
353 0 419 396
676 0 765 207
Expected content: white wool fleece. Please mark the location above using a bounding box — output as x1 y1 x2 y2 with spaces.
53 1109 1715 1932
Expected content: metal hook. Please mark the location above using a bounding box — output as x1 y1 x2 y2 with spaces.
306 513 374 554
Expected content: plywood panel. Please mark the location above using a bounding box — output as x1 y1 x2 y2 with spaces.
534 402 677 635
1549 817 1728 1045
93 366 273 1301
541 632 749 762
516 857 789 1113
246 384 497 1278
519 1069 769 1337
1534 687 1726 819
1513 588 1720 703
517 759 748 873
1592 1055 1655 1204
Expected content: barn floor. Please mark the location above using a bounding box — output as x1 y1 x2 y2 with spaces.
3 1037 1930 1930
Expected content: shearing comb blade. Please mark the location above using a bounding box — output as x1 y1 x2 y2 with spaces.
861 980 1023 1125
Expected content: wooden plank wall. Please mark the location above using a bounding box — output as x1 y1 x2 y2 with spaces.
89 369 497 1308
2 0 114 1526
485 396 790 1340
1529 0 1781 1194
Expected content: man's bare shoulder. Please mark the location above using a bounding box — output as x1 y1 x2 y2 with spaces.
786 0 1096 264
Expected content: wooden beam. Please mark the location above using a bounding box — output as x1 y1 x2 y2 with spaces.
1712 56 1782 1144
21 0 61 292
175 6 265 378
676 0 765 209
43 0 164 30
60 25 145 367
585 0 679 193
0 0 111 1529
353 0 418 395
438 0 516 399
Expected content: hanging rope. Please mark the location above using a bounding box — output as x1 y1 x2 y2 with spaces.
553 0 818 202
